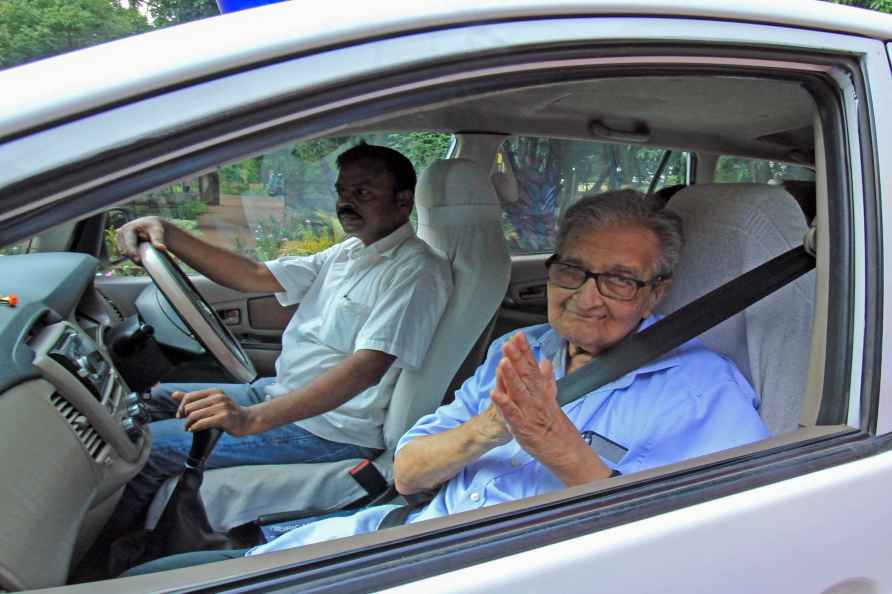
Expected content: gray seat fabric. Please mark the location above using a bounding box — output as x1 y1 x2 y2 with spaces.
146 158 510 531
655 183 815 435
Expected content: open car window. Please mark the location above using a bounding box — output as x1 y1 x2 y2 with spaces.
0 5 888 593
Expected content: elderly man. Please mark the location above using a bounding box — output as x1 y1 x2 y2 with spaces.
108 142 453 536
124 190 767 575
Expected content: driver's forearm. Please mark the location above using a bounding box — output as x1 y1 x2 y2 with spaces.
163 221 282 293
244 349 396 435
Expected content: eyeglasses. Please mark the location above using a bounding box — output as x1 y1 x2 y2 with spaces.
334 184 391 203
545 254 665 301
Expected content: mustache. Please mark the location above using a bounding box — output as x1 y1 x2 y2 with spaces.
337 204 361 217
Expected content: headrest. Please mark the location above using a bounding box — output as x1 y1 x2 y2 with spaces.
415 158 502 209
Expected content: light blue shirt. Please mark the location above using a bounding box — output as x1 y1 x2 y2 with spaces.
249 316 769 555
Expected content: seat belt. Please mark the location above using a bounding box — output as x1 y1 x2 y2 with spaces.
384 232 816 529
558 237 816 462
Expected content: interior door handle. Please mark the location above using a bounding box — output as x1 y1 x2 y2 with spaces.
516 284 546 302
216 308 241 325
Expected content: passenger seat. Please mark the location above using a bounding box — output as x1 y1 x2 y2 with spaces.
655 183 816 435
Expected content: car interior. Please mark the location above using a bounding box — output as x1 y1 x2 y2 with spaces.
0 68 838 590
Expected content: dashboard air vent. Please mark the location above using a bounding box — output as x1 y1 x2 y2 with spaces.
49 392 106 461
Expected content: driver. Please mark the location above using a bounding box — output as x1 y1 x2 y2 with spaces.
124 190 769 575
109 142 453 537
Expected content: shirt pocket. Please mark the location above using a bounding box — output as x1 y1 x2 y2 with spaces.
319 297 372 353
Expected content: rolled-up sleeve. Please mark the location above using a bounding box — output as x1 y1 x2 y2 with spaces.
355 256 453 370
265 246 337 306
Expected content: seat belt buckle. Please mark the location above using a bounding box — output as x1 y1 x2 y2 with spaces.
348 459 389 499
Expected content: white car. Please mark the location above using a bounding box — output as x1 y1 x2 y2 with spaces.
1 1 891 592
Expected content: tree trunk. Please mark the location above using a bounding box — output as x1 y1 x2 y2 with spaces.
200 172 220 206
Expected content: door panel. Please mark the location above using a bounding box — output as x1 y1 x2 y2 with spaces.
493 255 549 341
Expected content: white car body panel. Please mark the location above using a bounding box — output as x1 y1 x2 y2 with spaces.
381 449 892 594
1 0 892 140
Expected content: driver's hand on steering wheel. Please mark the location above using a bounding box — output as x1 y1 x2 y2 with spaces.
172 388 257 437
116 216 168 263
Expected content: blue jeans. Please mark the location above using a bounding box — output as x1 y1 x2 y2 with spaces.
110 378 381 535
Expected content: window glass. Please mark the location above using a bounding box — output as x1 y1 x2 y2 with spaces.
101 132 453 276
0 238 31 256
714 156 815 183
495 137 688 254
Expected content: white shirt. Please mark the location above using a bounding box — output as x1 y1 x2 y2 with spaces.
264 223 453 449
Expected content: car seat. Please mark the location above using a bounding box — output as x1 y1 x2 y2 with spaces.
654 183 816 435
144 158 511 531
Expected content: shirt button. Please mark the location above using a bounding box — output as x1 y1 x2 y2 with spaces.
469 492 481 502
511 457 521 467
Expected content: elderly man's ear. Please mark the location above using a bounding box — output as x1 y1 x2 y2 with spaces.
645 278 672 316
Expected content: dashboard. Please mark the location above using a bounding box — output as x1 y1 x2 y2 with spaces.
0 253 151 590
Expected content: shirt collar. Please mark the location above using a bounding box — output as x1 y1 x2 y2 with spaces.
344 222 415 260
530 314 681 393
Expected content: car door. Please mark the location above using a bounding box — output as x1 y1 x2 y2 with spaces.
1 4 890 594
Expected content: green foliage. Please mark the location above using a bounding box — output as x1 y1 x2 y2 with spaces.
242 212 339 261
130 188 208 220
173 198 208 220
0 240 30 256
219 158 265 194
277 236 336 257
0 0 150 69
219 164 249 194
101 218 200 276
142 0 218 28
292 137 352 162
374 132 453 174
823 0 892 12
714 156 815 183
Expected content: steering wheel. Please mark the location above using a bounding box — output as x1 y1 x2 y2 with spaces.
137 242 257 384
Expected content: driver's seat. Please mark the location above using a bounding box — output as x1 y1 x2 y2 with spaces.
145 158 511 531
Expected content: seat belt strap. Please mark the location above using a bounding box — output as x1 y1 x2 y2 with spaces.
557 244 816 410
378 502 421 530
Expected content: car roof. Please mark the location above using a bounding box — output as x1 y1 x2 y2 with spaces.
0 0 890 141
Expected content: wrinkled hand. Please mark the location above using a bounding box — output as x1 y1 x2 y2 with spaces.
172 388 256 436
490 332 580 464
476 401 513 447
115 216 168 262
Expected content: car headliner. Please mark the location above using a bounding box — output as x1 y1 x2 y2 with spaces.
0 0 889 142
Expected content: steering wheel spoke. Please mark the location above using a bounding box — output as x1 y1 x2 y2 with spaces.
139 243 258 384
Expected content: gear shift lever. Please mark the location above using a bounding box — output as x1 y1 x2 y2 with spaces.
106 428 233 576
185 428 222 471
150 428 230 556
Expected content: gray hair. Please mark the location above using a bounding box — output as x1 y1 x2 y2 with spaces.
555 190 685 278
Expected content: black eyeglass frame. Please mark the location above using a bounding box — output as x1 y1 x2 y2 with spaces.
544 254 668 301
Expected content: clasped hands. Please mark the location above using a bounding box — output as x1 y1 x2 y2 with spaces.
481 332 611 485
